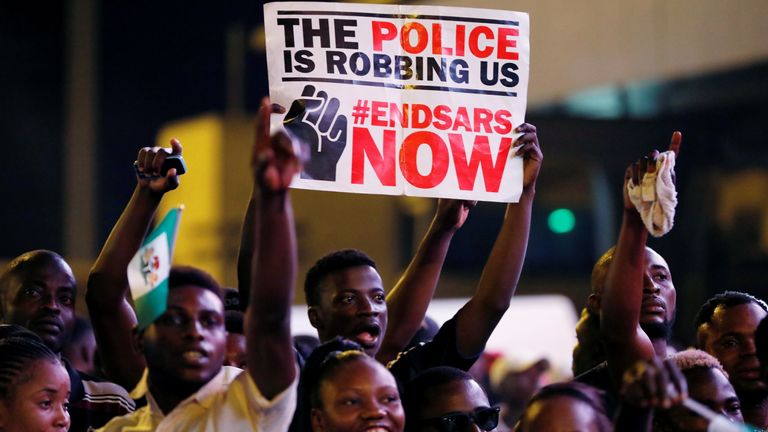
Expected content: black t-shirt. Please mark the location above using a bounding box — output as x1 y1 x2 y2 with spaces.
387 316 480 385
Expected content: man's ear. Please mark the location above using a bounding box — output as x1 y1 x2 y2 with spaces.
308 306 322 330
132 326 145 355
587 293 601 314
310 407 325 432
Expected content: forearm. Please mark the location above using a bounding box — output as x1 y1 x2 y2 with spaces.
378 218 457 363
86 185 160 389
456 189 534 355
247 191 297 398
236 189 259 309
600 209 648 344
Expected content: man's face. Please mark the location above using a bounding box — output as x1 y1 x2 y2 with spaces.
309 265 388 357
141 285 226 386
639 248 676 337
700 302 768 395
5 258 76 353
414 379 498 432
666 367 742 432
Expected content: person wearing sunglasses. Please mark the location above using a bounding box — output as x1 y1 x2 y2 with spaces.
404 367 501 432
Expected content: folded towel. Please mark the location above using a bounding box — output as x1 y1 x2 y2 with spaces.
627 151 677 237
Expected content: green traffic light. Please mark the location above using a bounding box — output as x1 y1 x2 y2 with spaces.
548 208 575 234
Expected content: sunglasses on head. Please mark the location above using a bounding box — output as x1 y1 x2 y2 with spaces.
416 406 500 432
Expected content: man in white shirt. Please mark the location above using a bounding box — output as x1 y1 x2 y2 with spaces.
89 106 299 431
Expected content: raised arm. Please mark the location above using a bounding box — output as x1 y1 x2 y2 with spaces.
85 140 182 389
376 199 474 364
246 98 299 398
453 123 542 356
601 132 682 384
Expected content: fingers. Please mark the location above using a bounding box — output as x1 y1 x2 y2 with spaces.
664 358 687 404
319 97 340 134
305 90 328 125
669 131 682 156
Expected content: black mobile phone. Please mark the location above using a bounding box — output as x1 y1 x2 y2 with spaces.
133 154 187 179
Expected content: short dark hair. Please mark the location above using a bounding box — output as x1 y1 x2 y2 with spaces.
694 291 768 332
0 324 60 400
522 382 611 432
168 266 222 300
304 249 377 306
403 366 475 419
224 311 243 335
0 250 70 321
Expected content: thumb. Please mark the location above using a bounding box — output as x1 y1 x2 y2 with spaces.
170 138 183 155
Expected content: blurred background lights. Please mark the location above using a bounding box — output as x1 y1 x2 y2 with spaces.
548 208 576 234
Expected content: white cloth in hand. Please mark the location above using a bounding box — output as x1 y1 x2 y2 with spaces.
627 151 677 237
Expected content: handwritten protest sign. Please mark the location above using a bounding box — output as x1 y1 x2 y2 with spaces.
264 2 529 202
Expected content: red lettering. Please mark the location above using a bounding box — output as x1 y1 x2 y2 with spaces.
455 25 466 57
432 105 452 130
371 101 388 127
351 127 396 186
469 26 494 58
372 21 397 51
493 110 512 134
473 108 493 133
411 104 432 128
389 103 408 128
431 23 453 55
452 107 472 132
401 22 429 54
498 27 519 60
399 131 449 189
449 134 511 192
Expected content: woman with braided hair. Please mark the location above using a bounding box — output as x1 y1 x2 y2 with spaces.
0 324 70 432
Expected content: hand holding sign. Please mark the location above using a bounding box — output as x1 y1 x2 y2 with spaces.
283 85 348 181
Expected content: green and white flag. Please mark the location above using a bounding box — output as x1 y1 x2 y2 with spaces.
127 207 183 330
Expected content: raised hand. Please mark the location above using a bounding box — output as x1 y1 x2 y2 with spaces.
283 85 347 181
253 97 301 194
623 131 682 210
134 139 183 194
621 357 687 409
434 199 476 232
513 123 543 191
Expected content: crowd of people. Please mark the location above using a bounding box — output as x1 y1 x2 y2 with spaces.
1 97 767 432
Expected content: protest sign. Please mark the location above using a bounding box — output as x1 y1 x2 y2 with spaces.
264 2 529 202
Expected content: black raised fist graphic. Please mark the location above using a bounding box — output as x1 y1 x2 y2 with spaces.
283 85 348 181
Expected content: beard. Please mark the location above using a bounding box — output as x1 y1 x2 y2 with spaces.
640 319 673 340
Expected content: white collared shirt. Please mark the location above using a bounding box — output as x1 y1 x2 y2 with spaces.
96 366 297 432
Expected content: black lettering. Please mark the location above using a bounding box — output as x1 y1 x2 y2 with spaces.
500 63 519 87
395 55 413 80
480 61 499 86
277 18 300 48
349 52 371 76
326 51 347 74
373 53 392 78
334 19 358 49
450 59 469 84
294 50 314 73
301 18 331 48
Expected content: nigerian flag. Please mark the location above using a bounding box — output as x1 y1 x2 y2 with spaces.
127 207 182 329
